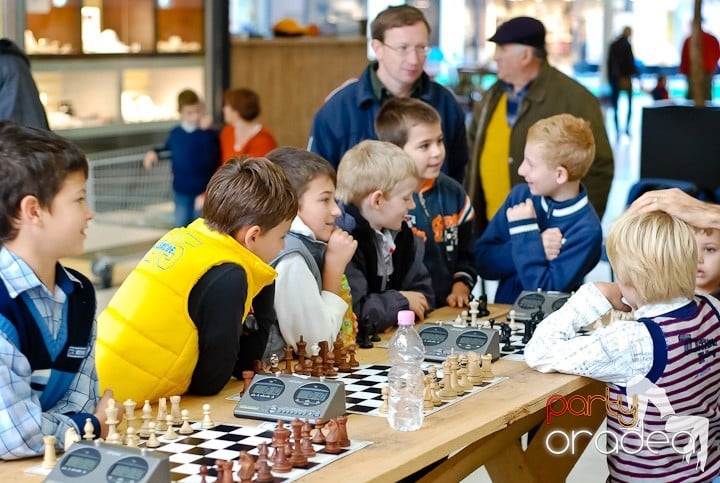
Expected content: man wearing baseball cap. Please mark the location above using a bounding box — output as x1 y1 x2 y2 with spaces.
466 16 613 233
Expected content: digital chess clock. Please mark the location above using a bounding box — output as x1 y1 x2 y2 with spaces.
417 323 500 362
45 440 169 482
510 289 571 321
233 374 347 422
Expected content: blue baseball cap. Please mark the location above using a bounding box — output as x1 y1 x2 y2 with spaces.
489 17 546 49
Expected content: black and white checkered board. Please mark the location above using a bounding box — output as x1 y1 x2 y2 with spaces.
499 326 592 361
337 363 506 417
138 421 371 482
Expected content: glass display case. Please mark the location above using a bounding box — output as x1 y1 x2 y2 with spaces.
24 0 206 137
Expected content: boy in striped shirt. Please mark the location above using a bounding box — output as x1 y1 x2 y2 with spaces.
526 210 720 482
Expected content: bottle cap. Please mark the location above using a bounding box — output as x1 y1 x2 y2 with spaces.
397 310 415 326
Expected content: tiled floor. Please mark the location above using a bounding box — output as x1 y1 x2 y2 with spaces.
87 93 648 483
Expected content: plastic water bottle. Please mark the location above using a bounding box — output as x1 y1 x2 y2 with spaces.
387 310 425 431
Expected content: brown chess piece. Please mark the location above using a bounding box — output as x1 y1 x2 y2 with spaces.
220 460 234 483
337 347 351 372
237 451 255 483
311 354 324 377
255 444 273 483
324 351 337 377
311 418 326 444
283 345 294 374
294 336 307 374
241 370 254 395
289 438 308 467
335 415 350 447
199 464 209 483
318 340 329 361
348 344 360 368
272 442 293 473
272 420 291 453
324 419 341 454
333 338 344 368
301 420 316 457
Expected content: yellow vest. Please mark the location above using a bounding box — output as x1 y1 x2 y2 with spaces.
97 219 276 402
479 93 512 221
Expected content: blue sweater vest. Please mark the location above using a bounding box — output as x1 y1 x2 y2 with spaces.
0 267 95 410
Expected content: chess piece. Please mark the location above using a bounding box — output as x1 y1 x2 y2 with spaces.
289 426 308 468
283 346 294 374
253 359 266 375
348 344 360 368
123 399 136 431
237 451 255 483
125 426 139 447
480 354 495 381
270 353 280 374
255 444 274 483
508 309 518 331
156 397 167 431
271 441 292 473
198 465 209 483
379 386 389 413
466 351 482 385
423 376 434 410
201 403 214 428
469 299 479 327
42 435 57 468
455 314 465 326
219 460 234 483
324 419 341 454
300 420 316 457
335 415 350 447
64 427 81 451
145 421 161 448
311 418 326 444
438 359 457 400
170 395 182 424
140 400 152 438
357 317 374 348
324 351 337 377
105 398 122 444
337 347 351 372
179 409 193 434
164 414 178 440
241 370 254 395
83 417 95 440
294 336 307 374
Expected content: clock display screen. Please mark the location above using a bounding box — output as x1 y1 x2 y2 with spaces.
456 330 488 350
293 383 330 406
419 326 449 346
109 461 147 479
249 378 285 401
63 454 99 471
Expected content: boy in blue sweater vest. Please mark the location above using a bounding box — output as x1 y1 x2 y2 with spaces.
0 121 117 459
475 114 602 304
144 89 219 227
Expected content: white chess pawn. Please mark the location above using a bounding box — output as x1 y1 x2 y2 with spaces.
508 309 518 331
156 397 167 430
83 418 95 440
469 299 479 327
179 409 193 435
41 435 57 468
201 403 214 429
125 426 139 447
145 422 161 448
164 414 178 440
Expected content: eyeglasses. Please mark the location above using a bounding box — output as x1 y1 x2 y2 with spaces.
381 42 430 57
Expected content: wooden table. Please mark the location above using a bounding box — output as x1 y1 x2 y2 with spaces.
0 305 605 482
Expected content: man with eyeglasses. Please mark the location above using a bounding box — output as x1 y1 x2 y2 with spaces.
308 5 468 184
466 16 614 234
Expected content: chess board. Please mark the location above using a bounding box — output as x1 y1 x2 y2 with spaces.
337 363 506 417
137 421 371 482
499 325 595 361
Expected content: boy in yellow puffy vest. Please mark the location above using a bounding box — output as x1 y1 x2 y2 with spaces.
97 157 297 402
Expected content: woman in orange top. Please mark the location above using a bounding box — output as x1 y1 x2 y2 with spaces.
220 88 277 163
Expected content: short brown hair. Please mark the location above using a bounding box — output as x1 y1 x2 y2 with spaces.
370 5 430 41
0 121 88 242
375 97 441 148
526 114 595 181
223 88 260 121
266 147 336 201
203 157 297 236
177 89 200 111
606 211 696 305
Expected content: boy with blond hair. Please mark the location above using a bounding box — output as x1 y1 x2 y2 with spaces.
0 122 117 459
375 97 476 308
475 113 602 303
266 147 358 351
694 227 720 297
97 157 297 402
526 211 720 481
335 140 434 330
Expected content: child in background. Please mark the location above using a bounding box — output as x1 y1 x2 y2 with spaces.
651 74 670 101
220 88 277 163
266 147 358 351
97 157 297 402
144 89 219 227
526 210 720 481
694 227 720 297
375 97 476 308
0 121 117 459
335 140 434 331
474 114 602 304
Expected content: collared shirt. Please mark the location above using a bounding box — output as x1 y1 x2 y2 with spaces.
502 81 533 127
0 247 99 459
524 283 693 385
369 61 423 102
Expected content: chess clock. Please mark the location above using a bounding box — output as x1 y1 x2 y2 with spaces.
45 440 170 482
417 323 500 362
233 373 347 422
510 289 571 321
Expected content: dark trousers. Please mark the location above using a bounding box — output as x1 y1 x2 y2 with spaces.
610 76 633 135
